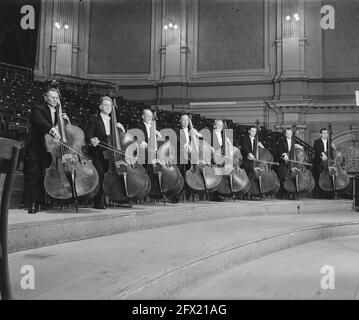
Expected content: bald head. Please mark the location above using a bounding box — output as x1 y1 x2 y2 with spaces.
214 119 223 131
142 109 153 124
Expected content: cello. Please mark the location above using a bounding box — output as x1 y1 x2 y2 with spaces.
283 125 315 196
217 120 250 198
248 120 280 199
185 116 222 194
146 106 184 200
98 97 151 204
44 94 99 211
319 123 350 195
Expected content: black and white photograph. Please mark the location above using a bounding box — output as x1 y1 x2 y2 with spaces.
0 0 359 307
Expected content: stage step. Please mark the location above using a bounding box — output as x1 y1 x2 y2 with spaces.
8 199 352 253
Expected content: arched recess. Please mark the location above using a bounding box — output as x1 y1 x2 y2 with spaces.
333 130 359 173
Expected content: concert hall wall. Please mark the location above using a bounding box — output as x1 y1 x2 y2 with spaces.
322 0 359 79
197 0 264 72
33 0 359 145
87 0 152 74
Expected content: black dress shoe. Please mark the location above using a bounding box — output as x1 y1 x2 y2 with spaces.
28 202 37 214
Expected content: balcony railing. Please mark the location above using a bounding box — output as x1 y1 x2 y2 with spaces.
0 62 33 82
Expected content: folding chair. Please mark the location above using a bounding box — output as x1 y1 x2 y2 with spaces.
0 137 22 300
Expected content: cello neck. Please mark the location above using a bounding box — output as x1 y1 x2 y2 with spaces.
56 100 67 143
150 106 158 151
328 123 332 161
223 120 228 157
291 125 296 162
110 98 121 150
188 117 199 152
255 120 259 159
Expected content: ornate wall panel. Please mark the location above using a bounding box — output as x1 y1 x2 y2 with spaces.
197 0 265 72
322 0 359 79
88 0 152 74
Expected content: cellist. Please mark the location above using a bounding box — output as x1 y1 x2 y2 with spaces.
312 128 336 198
137 108 163 167
174 113 203 202
277 127 304 199
86 96 125 209
22 87 70 214
241 124 265 176
211 119 232 201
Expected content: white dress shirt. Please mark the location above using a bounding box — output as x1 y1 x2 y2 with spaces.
144 122 151 138
100 113 111 136
183 127 190 143
286 138 292 152
48 105 56 126
250 136 255 151
321 138 328 152
214 130 223 147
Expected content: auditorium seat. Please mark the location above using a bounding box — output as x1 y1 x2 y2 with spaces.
0 74 289 165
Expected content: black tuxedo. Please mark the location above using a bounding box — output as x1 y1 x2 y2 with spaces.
312 138 335 198
312 139 333 176
134 121 153 166
241 135 257 157
276 137 296 198
175 127 192 168
277 137 295 160
212 130 224 151
211 130 225 166
87 113 112 159
22 103 57 205
241 134 257 174
136 121 150 144
86 114 112 206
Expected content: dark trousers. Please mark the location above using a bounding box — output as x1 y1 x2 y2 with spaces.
277 162 291 199
312 163 329 199
91 154 106 206
22 147 47 206
170 164 190 202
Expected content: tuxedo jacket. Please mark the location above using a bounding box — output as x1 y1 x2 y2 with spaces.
241 135 258 159
277 137 295 163
27 103 57 152
86 114 112 164
312 138 335 176
313 139 333 164
174 127 203 167
136 121 149 144
212 130 225 153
